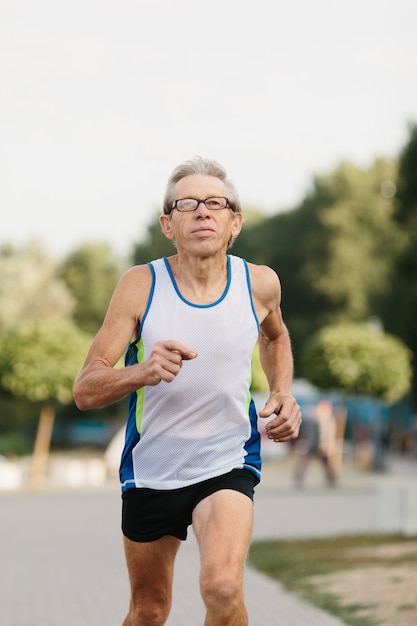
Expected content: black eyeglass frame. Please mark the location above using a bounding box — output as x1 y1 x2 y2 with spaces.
169 196 234 213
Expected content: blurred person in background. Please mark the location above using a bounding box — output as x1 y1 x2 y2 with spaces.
294 399 339 487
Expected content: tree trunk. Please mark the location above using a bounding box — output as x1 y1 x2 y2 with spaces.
29 405 55 491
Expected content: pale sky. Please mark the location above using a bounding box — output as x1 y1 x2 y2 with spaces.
1 0 416 258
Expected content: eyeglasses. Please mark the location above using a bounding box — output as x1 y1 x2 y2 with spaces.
170 197 233 213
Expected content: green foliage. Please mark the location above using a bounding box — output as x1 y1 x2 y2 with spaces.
302 323 412 404
59 243 125 334
305 159 401 319
234 157 403 378
0 241 74 332
0 389 35 431
0 432 33 456
395 122 417 224
382 123 417 402
0 320 93 406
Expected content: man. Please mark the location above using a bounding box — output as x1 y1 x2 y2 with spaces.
73 156 301 626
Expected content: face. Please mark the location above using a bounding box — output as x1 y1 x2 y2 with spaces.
160 174 243 256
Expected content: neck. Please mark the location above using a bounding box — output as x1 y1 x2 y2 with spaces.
167 254 229 304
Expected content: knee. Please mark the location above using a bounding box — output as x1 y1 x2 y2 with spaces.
200 567 243 612
126 591 171 626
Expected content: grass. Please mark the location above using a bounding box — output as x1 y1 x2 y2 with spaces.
248 533 417 626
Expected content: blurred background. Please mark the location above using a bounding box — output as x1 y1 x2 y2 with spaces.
1 0 417 491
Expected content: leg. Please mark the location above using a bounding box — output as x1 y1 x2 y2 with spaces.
192 489 254 626
317 448 337 485
122 535 181 626
294 447 312 486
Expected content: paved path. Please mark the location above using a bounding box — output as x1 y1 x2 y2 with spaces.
1 455 416 625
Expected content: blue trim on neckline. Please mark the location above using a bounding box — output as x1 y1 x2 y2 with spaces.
163 256 231 308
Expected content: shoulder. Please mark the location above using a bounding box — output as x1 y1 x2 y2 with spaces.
247 262 281 301
109 263 154 320
117 263 154 291
243 262 281 324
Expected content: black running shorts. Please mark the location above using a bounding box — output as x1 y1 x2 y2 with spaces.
121 468 259 542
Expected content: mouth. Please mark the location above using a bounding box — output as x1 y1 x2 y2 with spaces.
192 227 214 235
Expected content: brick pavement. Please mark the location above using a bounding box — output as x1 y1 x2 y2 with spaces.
0 486 350 626
1 491 128 626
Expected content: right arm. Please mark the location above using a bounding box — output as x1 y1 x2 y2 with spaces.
73 265 197 410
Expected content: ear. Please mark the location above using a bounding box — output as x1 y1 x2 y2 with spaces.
159 214 175 241
231 211 243 238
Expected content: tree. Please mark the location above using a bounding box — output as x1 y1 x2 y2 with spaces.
234 158 402 373
382 122 417 404
301 322 412 404
394 122 417 224
59 243 125 334
0 320 92 488
0 242 74 332
300 159 400 321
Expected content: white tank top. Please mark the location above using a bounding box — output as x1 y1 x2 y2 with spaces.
120 255 262 490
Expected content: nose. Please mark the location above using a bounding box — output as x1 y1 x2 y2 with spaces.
195 200 210 216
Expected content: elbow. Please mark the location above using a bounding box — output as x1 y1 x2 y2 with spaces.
73 380 90 411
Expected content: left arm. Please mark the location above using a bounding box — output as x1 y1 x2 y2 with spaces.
249 263 302 442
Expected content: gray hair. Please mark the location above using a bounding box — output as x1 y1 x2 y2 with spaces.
163 156 241 215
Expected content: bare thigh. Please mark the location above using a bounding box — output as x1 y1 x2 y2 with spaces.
192 489 254 578
123 534 181 602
